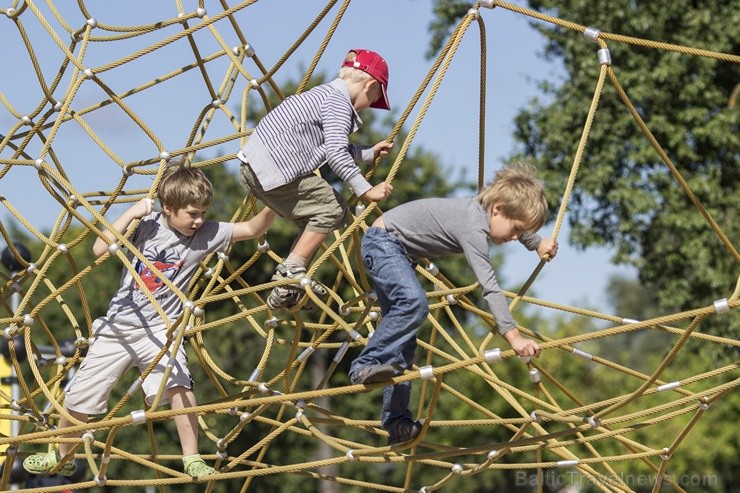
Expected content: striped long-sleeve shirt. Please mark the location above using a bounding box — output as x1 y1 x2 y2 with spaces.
237 78 375 196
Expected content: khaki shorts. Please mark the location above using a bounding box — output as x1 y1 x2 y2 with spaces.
64 326 192 414
239 162 349 234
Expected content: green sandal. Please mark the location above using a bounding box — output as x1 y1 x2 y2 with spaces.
23 450 76 477
183 454 215 477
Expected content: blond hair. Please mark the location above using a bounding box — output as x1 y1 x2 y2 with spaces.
157 157 213 211
338 50 374 83
477 161 548 232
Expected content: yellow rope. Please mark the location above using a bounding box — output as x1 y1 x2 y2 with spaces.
0 1 737 492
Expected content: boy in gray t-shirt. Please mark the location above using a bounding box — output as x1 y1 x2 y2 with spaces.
349 161 558 446
24 161 275 478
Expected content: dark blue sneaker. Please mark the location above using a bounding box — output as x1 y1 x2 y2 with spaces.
388 418 425 445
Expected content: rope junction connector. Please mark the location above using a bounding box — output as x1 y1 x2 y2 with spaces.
257 240 269 253
211 98 223 108
419 365 434 380
159 151 170 160
451 463 464 474
130 410 147 425
445 294 458 305
478 0 496 9
597 48 612 66
587 416 601 428
33 158 44 170
557 459 579 467
5 7 17 18
529 368 541 383
195 8 207 18
467 8 480 20
657 381 681 392
21 115 32 125
572 347 593 360
23 314 34 326
583 27 601 42
484 348 502 363
296 346 314 362
355 204 365 216
426 263 439 276
74 337 89 348
622 318 640 324
346 450 357 461
713 298 729 313
126 379 142 397
530 411 541 423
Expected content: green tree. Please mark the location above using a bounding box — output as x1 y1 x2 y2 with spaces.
429 0 738 342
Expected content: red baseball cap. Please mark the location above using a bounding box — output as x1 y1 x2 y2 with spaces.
342 49 390 110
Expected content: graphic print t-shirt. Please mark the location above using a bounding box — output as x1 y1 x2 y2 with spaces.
94 212 233 334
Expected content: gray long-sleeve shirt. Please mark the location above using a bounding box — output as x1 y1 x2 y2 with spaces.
382 196 541 334
237 78 375 196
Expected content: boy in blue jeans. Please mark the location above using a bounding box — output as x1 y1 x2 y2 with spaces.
24 161 276 478
349 161 558 445
238 48 394 310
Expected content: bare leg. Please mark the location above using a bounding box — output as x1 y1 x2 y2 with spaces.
290 230 327 263
168 387 199 456
58 408 88 456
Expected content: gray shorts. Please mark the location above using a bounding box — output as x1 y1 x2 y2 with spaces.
239 162 349 234
64 325 192 414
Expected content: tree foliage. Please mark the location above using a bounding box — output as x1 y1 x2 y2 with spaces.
431 0 738 337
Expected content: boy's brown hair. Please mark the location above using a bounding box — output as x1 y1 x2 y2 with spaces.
477 161 548 232
157 157 213 211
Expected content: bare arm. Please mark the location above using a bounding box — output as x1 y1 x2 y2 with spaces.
92 198 153 257
231 207 277 243
503 328 541 358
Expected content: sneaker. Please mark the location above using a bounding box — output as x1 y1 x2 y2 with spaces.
183 454 215 477
267 264 329 310
350 364 396 385
23 450 76 476
388 418 425 446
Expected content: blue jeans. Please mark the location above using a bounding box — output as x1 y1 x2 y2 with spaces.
350 227 429 430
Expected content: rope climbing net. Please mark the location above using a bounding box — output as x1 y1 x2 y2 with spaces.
1 1 738 492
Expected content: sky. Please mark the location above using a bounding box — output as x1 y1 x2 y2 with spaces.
0 0 636 314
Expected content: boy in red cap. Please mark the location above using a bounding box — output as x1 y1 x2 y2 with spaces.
238 49 394 310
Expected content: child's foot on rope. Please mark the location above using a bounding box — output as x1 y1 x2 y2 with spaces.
267 264 329 311
387 418 425 446
183 454 215 477
350 364 397 385
23 450 76 476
